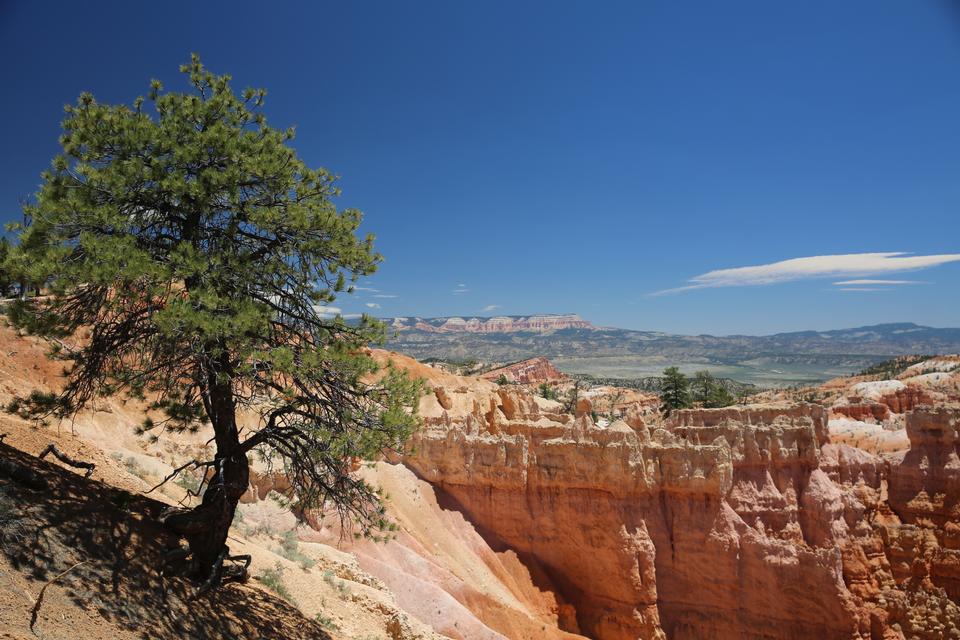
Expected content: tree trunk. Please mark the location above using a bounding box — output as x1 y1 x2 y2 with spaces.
161 353 249 581
184 450 248 575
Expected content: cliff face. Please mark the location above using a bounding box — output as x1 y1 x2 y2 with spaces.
479 357 568 384
401 371 960 639
390 314 594 334
833 385 934 422
887 409 960 600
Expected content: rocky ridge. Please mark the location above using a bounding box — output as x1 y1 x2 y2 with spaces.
389 314 594 334
397 355 960 639
479 357 568 385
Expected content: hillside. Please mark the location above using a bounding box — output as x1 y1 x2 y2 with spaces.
3 319 960 639
385 318 960 386
0 322 588 640
0 440 335 640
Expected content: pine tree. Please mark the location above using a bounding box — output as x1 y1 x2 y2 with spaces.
691 370 734 408
705 383 735 408
5 55 422 589
0 237 11 297
691 370 715 405
660 366 690 416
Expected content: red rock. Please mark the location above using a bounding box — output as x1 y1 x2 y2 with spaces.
480 357 568 385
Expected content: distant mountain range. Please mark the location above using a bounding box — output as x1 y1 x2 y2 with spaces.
387 314 593 333
383 316 960 386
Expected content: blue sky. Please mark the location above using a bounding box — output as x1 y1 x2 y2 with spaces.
2 1 959 335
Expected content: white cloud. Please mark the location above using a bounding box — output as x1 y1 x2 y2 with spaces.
482 304 501 312
354 286 379 292
373 294 398 298
314 305 343 318
837 287 885 292
452 283 470 295
652 252 960 295
832 279 923 286
365 302 381 309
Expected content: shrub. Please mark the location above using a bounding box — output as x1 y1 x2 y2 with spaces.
315 613 339 631
278 529 316 570
322 569 351 597
174 470 201 495
537 382 557 400
258 562 295 602
123 456 146 479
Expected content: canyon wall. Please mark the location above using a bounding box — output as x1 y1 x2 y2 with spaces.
402 373 960 639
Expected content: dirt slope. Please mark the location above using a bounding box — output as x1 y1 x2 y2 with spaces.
0 442 332 640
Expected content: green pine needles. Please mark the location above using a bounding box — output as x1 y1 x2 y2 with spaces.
4 55 422 582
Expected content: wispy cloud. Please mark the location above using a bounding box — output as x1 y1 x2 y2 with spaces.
837 287 886 292
354 286 379 293
832 279 924 286
652 252 960 295
365 302 381 309
482 304 501 312
373 294 398 298
452 283 470 295
314 305 342 318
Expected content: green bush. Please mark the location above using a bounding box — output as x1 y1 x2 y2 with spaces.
537 382 557 400
322 569 351 597
123 456 146 479
315 613 339 631
278 529 316 570
258 562 295 602
174 470 201 494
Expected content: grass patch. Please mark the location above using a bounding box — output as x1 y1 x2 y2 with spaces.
258 562 295 603
277 529 316 570
314 612 339 631
123 456 146 479
322 569 351 598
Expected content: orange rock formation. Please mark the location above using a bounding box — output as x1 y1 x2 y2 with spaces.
480 357 568 385
397 362 960 639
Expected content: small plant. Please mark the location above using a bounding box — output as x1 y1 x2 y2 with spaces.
278 529 316 570
174 470 201 494
314 612 339 631
496 374 509 385
244 520 277 538
123 456 147 479
258 562 295 602
322 569 351 597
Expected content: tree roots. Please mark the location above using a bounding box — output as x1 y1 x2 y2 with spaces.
38 444 95 478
